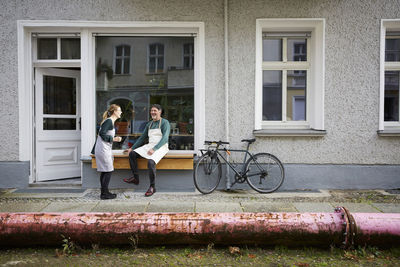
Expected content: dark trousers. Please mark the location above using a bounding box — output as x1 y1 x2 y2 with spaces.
100 172 112 193
129 151 156 187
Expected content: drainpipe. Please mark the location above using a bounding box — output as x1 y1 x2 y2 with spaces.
224 0 231 190
1 208 400 247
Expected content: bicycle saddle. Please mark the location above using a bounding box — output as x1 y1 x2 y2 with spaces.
241 138 256 144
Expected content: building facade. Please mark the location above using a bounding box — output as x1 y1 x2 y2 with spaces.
0 0 399 190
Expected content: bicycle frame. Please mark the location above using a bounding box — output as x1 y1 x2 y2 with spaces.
199 142 260 186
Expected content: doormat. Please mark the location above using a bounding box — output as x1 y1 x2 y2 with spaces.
12 189 86 194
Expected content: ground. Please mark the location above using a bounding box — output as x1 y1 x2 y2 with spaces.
0 246 400 266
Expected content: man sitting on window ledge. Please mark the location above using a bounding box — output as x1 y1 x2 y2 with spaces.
123 104 170 197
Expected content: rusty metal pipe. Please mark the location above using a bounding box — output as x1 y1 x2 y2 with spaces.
0 209 399 247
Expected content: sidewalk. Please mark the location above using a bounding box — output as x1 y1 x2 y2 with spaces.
1 188 399 213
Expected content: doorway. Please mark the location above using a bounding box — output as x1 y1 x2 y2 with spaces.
34 68 81 182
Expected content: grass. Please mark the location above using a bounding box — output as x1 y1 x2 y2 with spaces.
0 245 399 266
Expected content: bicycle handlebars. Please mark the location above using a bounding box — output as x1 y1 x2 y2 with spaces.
204 140 230 145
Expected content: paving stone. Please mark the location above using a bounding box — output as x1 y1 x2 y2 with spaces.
331 202 380 213
241 202 297 212
41 202 98 212
147 201 195 212
371 203 400 213
195 202 242 212
91 201 149 212
0 202 50 212
293 202 334 212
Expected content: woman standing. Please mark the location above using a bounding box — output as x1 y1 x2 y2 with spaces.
93 104 122 199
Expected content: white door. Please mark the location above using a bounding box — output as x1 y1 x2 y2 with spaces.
35 68 81 181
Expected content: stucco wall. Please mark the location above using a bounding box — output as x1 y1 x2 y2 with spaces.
1 0 400 165
0 0 225 161
228 0 400 164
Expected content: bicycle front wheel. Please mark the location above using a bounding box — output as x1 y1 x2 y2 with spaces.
245 153 284 193
193 153 222 194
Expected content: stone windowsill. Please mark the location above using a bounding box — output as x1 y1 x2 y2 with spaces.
377 129 400 136
253 129 327 137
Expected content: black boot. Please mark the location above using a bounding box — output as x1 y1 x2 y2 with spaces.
100 191 117 200
100 172 116 200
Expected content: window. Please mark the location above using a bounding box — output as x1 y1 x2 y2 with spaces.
183 43 194 69
262 33 309 122
33 35 81 60
384 31 400 125
114 45 131 75
148 43 164 73
255 19 325 133
96 37 194 150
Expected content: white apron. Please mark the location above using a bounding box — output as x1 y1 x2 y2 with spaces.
134 118 169 164
95 118 115 172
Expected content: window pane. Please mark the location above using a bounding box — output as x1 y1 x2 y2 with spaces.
149 44 156 55
96 36 195 150
158 44 164 55
115 58 122 74
287 70 306 121
385 38 400 62
116 46 123 56
384 71 399 121
61 38 81 59
43 76 76 115
288 39 307 61
263 70 282 121
124 45 130 56
263 39 282 61
157 57 164 72
123 58 130 74
149 57 155 73
38 38 57 59
184 57 190 68
43 118 76 130
184 44 190 54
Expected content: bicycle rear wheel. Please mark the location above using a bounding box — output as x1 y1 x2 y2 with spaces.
245 153 284 193
193 153 222 194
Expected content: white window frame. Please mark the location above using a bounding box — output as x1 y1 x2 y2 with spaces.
183 43 194 69
113 44 131 75
380 20 400 133
255 19 325 131
32 33 81 67
147 43 164 73
18 21 206 182
262 35 310 125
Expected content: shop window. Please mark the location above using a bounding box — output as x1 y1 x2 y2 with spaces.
96 36 194 150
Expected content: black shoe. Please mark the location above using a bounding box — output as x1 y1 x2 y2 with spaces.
100 191 117 200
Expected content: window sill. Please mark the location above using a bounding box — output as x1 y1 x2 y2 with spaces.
377 129 400 136
145 72 165 75
253 129 326 137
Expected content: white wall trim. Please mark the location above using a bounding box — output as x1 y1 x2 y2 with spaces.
255 18 325 131
18 20 206 169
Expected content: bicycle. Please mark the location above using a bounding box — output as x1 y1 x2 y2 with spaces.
193 138 285 194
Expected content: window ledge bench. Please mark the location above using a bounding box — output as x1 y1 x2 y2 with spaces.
91 152 194 170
